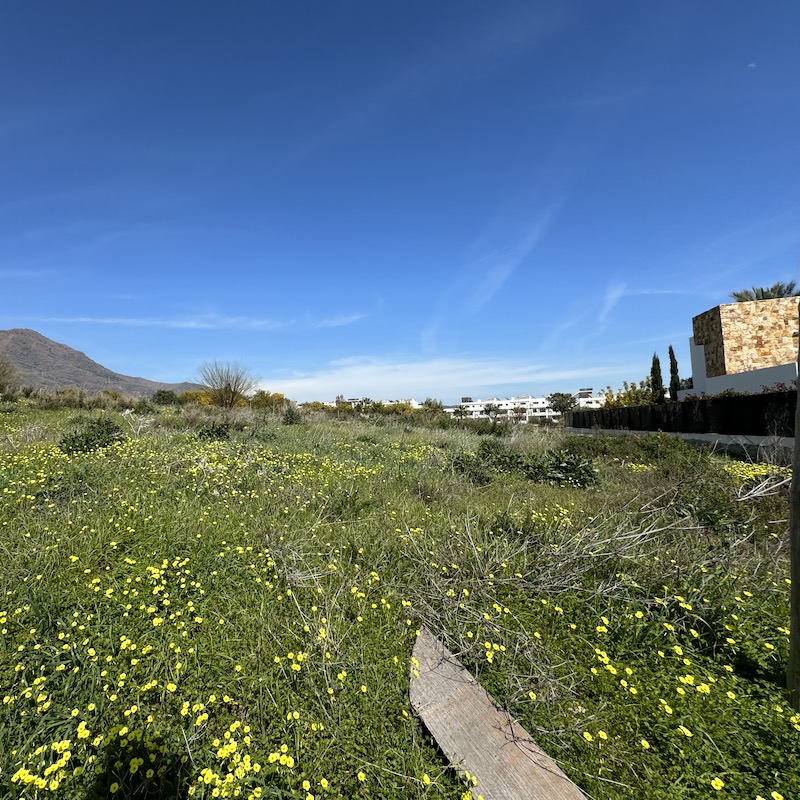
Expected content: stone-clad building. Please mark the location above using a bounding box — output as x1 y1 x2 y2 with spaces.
687 297 799 396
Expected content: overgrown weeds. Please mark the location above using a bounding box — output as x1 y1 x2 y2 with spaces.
0 411 795 800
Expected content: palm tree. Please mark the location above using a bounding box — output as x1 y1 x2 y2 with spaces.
729 281 800 302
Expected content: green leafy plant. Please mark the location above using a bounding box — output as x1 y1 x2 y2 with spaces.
281 403 304 426
603 379 653 408
196 419 231 440
452 438 597 488
58 416 126 454
151 389 180 406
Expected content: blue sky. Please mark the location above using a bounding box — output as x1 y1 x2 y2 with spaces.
2 2 798 403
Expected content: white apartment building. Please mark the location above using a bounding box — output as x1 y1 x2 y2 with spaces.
324 397 423 409
573 388 605 409
444 389 603 422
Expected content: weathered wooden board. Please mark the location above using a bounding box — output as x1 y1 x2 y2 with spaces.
410 627 587 800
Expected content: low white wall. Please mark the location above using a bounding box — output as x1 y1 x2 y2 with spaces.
679 361 797 401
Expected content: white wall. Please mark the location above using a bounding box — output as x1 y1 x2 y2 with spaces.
678 360 797 400
688 337 707 394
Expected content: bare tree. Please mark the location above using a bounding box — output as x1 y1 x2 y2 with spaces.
198 360 258 410
0 353 19 396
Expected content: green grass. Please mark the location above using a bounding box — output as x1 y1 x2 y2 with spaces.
0 405 796 799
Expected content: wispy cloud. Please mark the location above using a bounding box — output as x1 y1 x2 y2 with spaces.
715 214 800 274
657 208 800 296
463 204 561 315
29 314 288 331
26 310 368 332
261 355 614 403
314 312 369 329
0 269 59 279
422 201 563 350
598 282 697 325
599 281 627 325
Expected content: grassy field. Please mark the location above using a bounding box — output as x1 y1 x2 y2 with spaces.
0 404 797 799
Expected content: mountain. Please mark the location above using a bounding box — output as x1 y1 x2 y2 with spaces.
0 329 200 398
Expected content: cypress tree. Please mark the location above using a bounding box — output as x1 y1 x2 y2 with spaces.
668 345 680 402
650 353 666 403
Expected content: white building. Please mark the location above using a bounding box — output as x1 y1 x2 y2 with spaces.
444 389 603 422
325 397 423 409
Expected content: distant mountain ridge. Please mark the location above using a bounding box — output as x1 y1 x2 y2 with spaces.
0 328 200 398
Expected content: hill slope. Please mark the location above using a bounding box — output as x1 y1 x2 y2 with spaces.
0 329 200 397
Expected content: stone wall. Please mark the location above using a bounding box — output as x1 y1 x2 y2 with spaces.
692 297 799 378
692 306 724 377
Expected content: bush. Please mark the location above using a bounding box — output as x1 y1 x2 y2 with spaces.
452 438 597 487
532 448 599 487
134 398 155 414
58 416 126 454
197 360 257 409
151 390 180 406
451 450 494 485
451 417 511 436
196 420 230 441
0 353 19 396
33 388 89 410
282 403 303 425
179 390 213 406
251 390 286 411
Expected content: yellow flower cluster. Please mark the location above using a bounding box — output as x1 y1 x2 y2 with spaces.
723 460 791 485
624 463 653 473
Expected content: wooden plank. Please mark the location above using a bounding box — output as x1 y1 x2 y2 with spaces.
410 627 587 800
